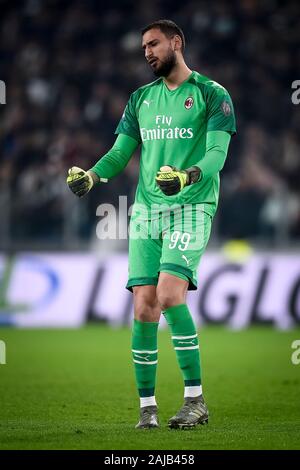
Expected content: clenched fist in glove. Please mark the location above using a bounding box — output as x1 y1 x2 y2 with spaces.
66 166 107 197
155 165 201 196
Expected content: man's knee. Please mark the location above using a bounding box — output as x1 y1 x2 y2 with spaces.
157 291 184 311
157 273 188 311
133 285 160 322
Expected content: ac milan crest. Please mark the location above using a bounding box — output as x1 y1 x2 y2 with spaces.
184 97 194 109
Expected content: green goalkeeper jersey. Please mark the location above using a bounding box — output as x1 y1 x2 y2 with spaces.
112 71 235 217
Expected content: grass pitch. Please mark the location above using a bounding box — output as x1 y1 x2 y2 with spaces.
0 325 299 450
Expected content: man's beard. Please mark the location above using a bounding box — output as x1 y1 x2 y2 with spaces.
152 49 177 77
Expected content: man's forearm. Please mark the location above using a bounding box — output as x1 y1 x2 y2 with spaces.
194 130 231 180
155 130 232 196
90 133 139 181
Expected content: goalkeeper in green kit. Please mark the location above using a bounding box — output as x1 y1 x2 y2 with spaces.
67 20 236 429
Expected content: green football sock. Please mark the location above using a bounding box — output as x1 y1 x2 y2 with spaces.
164 304 202 392
131 319 159 399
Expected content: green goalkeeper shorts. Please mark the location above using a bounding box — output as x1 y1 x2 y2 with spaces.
126 204 212 291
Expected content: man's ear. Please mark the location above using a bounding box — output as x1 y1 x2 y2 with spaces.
173 34 182 51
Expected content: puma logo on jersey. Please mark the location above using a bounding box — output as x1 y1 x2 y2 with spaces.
182 255 190 266
143 100 153 107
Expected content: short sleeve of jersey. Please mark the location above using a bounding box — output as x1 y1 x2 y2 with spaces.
206 84 236 136
115 92 141 143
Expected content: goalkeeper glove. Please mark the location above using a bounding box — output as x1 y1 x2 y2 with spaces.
66 166 97 197
155 165 201 196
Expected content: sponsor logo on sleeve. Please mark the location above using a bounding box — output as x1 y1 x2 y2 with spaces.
221 100 231 116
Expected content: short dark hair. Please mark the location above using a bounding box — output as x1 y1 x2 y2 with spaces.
141 19 185 52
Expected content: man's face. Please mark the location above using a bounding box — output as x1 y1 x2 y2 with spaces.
142 28 177 77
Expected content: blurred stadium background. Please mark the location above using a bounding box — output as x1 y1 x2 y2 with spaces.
0 0 299 328
0 0 300 450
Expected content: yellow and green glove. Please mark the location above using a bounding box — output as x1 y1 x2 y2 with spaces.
66 166 107 197
155 165 201 196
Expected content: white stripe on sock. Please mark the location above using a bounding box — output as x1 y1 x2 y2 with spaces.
184 385 202 398
174 345 199 350
172 334 198 340
133 359 158 365
140 396 157 408
132 349 158 354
